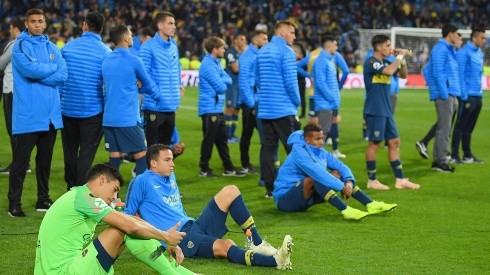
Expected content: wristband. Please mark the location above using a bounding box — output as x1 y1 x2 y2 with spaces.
396 55 404 61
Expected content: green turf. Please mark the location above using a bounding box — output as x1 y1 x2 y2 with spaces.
1 88 489 274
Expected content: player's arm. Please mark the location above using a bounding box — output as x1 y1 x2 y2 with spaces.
292 149 344 191
12 40 58 79
282 51 301 106
134 56 165 102
334 52 349 89
226 51 239 73
381 49 409 76
456 49 468 100
297 53 311 78
102 210 185 246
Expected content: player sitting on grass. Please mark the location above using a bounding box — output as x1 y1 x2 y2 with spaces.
34 163 195 274
273 123 397 220
124 144 293 270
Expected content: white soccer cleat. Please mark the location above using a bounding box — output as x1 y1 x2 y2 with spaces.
367 179 389 190
250 240 277 256
332 150 346 158
274 235 293 270
395 178 420 190
326 137 333 145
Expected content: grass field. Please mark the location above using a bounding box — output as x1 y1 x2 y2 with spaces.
0 88 489 274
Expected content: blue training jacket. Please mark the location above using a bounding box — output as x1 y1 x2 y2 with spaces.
424 38 461 100
102 48 163 127
12 30 67 135
457 41 483 100
139 34 181 112
198 54 231 116
312 50 340 111
256 36 300 119
60 32 111 118
273 130 355 203
238 43 259 108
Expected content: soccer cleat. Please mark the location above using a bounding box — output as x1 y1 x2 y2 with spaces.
131 167 136 178
325 137 332 146
450 157 462 164
222 169 246 177
227 136 240 144
199 169 217 178
415 141 429 159
462 155 484 164
273 235 293 270
265 190 273 199
332 150 346 159
240 166 259 174
341 206 369 220
8 206 26 217
366 200 397 214
431 162 455 173
367 179 389 190
0 165 10 175
395 178 420 190
251 240 277 256
36 199 53 212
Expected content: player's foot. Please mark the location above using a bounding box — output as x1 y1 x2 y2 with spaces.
8 205 26 217
462 155 484 164
395 178 420 190
415 141 429 159
199 169 217 178
36 199 53 212
450 156 462 164
366 200 397 214
240 166 258 174
0 164 11 175
227 136 240 144
326 137 332 146
251 240 277 256
332 150 346 158
274 235 293 270
341 206 369 220
367 179 389 190
265 190 273 199
222 169 246 177
431 162 455 173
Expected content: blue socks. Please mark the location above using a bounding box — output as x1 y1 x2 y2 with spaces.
351 186 373 206
313 182 347 211
330 123 339 150
134 157 147 176
109 157 122 170
390 159 404 179
367 160 376 180
229 195 262 245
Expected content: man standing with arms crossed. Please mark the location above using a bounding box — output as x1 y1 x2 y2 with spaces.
256 21 301 197
8 8 68 217
140 12 182 147
451 28 486 164
60 12 111 190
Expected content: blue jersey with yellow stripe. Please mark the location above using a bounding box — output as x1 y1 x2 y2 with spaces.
363 56 393 117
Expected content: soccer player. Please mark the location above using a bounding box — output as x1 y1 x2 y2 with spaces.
363 34 420 190
256 20 301 197
198 36 245 177
224 34 247 143
129 26 153 56
0 17 24 174
125 144 293 270
417 24 461 172
273 124 397 220
101 25 164 176
34 163 193 274
238 30 269 174
451 28 486 163
140 12 182 147
297 44 322 125
60 12 111 190
8 8 68 217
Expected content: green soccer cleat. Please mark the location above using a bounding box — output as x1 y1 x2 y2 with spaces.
366 200 397 215
341 206 369 220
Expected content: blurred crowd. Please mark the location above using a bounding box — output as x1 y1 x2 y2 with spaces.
1 0 489 70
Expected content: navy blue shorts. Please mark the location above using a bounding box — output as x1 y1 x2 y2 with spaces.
225 82 239 108
308 96 317 117
364 115 399 142
180 199 228 258
103 124 147 153
276 180 325 212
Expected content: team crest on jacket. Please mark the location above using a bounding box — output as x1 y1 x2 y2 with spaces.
150 114 156 121
374 131 380 137
211 116 217 122
372 62 382 70
187 241 194 249
50 54 54 60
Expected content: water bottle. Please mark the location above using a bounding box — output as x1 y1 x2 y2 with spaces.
244 228 253 250
111 198 125 212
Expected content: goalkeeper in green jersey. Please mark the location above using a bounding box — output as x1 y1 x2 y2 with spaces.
34 163 195 275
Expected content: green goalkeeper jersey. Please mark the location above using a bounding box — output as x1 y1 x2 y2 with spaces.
34 185 113 274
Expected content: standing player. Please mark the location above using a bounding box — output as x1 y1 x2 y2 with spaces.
224 34 247 143
451 28 486 163
140 12 182 147
101 25 164 176
256 20 301 197
60 12 111 190
34 163 193 274
363 34 420 190
297 45 322 125
238 30 269 174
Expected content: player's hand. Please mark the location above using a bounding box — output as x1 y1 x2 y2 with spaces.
165 221 186 246
167 245 185 266
342 181 353 199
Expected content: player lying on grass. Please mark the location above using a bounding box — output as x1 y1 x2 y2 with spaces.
34 163 195 275
273 123 397 220
124 144 294 270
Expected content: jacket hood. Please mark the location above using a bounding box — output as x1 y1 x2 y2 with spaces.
287 130 306 147
18 30 50 45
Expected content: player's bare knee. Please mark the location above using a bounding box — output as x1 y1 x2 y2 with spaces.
388 138 400 148
213 239 235 257
303 177 314 187
222 185 240 198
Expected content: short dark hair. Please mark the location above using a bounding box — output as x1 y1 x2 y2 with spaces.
292 42 306 57
204 36 226 53
10 16 25 32
303 123 322 137
86 163 124 187
251 30 267 39
442 24 458 38
320 34 337 47
85 12 105 34
140 26 154 38
470 28 485 40
146 144 172 167
109 25 130 45
151 11 174 32
26 8 45 19
371 34 390 50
